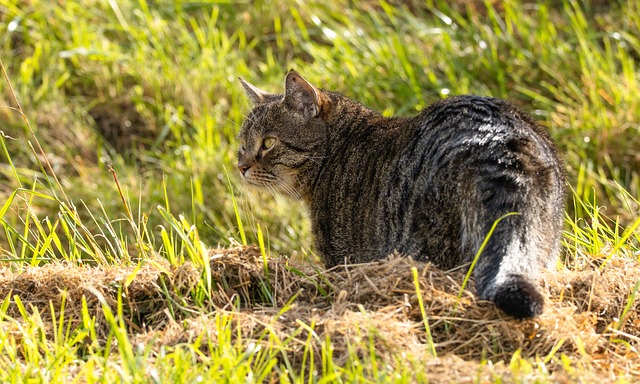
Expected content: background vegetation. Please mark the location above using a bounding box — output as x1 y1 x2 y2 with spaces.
0 0 639 382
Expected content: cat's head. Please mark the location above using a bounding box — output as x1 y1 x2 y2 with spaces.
237 70 329 200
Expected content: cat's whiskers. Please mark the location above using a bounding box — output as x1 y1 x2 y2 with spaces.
273 176 303 201
246 169 303 201
276 181 302 201
264 183 279 202
279 170 305 200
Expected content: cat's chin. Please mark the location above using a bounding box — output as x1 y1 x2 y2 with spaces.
242 178 304 201
241 177 271 190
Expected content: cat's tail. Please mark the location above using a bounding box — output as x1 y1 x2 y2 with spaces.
460 168 564 319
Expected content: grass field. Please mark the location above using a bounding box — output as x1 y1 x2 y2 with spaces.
0 0 639 382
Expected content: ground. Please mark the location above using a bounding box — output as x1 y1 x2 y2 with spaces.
1 245 638 382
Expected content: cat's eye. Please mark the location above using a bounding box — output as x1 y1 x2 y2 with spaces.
262 137 276 150
239 142 246 153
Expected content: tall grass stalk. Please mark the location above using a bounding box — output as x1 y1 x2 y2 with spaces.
412 266 436 357
456 212 521 304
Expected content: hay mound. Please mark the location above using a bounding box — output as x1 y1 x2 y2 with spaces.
0 245 638 381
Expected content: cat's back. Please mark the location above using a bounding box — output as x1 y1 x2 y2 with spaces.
404 95 562 174
380 94 564 265
416 95 550 139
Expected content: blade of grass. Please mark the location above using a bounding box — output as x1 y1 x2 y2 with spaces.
456 212 521 305
411 266 436 357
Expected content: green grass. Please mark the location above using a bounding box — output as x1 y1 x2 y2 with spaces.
0 0 639 382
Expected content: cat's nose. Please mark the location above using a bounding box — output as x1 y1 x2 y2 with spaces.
238 160 252 175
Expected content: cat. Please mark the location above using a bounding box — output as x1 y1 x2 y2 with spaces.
237 70 565 319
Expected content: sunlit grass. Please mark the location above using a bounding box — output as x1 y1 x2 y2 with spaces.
2 0 638 252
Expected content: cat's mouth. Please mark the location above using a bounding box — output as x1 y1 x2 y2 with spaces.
242 169 303 200
242 170 275 187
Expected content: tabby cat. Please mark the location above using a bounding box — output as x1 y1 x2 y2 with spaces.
237 70 565 319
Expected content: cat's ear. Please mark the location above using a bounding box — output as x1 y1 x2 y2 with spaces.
283 70 325 119
239 77 274 105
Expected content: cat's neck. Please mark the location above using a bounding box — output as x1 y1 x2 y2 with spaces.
293 92 410 202
321 92 410 151
322 91 407 136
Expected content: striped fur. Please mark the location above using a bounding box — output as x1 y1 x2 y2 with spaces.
238 71 565 318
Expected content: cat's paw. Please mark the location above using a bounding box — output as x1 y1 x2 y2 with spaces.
492 275 545 319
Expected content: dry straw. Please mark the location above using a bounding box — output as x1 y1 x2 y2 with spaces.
0 245 638 381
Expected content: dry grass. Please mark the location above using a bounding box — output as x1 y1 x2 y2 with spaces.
1 245 638 381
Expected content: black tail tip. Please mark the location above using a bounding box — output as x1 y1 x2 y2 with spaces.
493 276 545 319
